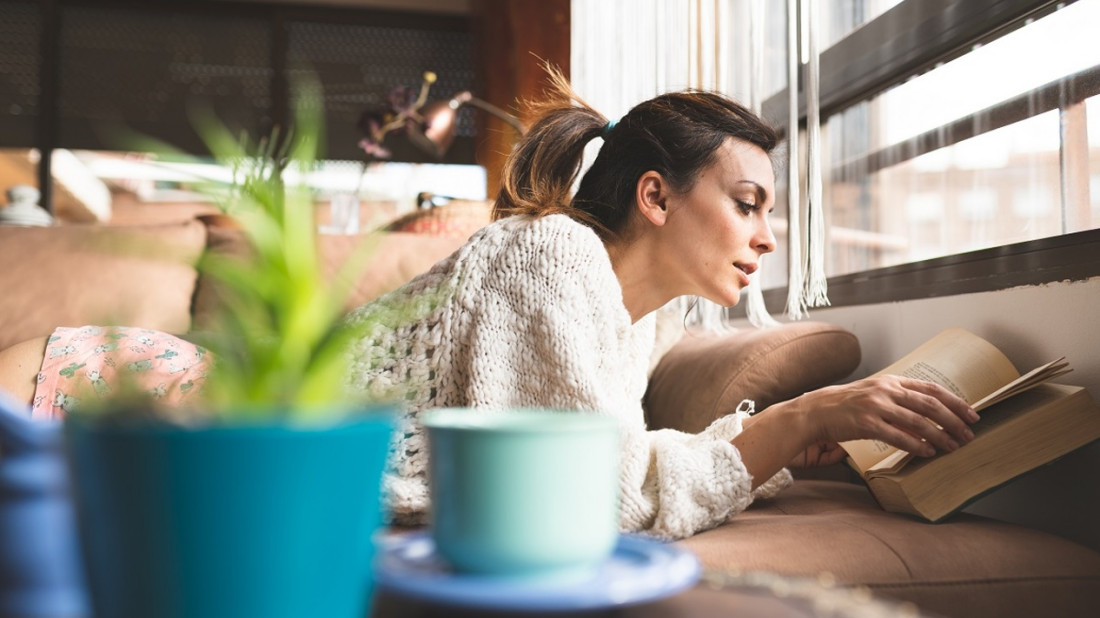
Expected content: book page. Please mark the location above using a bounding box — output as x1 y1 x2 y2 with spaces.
840 328 1021 473
972 357 1070 411
863 358 1073 476
873 328 1020 403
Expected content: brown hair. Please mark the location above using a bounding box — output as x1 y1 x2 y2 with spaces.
493 65 779 239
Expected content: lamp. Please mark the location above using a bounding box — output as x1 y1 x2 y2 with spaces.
357 72 525 161
411 90 526 159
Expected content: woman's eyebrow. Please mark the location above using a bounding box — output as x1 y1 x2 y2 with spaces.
735 180 769 204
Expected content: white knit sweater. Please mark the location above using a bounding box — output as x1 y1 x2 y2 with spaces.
344 214 790 540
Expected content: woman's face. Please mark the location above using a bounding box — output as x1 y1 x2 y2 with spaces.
660 137 777 307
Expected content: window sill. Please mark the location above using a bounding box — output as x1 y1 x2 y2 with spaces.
741 227 1100 313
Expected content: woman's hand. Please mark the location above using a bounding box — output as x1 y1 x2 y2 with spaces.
792 375 979 458
733 375 979 488
788 440 847 468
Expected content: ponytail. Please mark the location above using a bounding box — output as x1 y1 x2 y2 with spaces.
492 64 611 236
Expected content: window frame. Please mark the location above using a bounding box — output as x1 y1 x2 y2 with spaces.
750 0 1099 311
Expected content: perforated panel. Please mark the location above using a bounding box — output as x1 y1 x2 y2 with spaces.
0 0 41 147
57 5 272 154
0 1 477 163
288 20 476 162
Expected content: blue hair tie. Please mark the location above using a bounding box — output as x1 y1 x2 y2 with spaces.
602 119 617 137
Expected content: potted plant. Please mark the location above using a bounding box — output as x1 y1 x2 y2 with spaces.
62 83 401 618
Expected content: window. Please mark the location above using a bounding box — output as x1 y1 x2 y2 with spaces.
758 0 1100 305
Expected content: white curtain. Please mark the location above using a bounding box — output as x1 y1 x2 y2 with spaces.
571 0 757 119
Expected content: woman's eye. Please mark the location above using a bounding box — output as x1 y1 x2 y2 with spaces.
736 200 759 215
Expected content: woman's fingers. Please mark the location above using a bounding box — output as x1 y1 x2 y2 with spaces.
899 389 971 439
795 375 983 460
867 415 939 456
875 376 978 455
881 398 964 454
897 377 976 418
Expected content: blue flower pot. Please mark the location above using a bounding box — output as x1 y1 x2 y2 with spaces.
64 408 395 618
0 394 90 618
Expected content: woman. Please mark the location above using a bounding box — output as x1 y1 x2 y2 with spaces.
0 70 977 540
341 69 977 538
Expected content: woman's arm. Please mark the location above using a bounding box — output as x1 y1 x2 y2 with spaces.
0 336 50 405
734 375 979 489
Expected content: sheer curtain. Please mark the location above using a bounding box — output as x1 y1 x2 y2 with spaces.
571 0 757 122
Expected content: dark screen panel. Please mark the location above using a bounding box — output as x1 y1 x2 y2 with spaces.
0 0 41 147
2 2 478 162
56 4 273 155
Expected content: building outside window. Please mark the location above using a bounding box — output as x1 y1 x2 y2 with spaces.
758 0 1100 301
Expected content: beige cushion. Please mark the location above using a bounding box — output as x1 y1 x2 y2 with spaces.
679 480 1100 618
191 226 468 330
189 224 253 333
0 221 206 351
318 232 467 310
645 321 861 433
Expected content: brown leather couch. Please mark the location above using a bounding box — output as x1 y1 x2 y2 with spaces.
1 215 1097 617
0 216 473 352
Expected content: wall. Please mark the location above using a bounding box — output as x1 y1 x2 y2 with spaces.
472 0 571 198
771 276 1100 551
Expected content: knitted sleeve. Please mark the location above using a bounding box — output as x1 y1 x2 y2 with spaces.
461 216 788 540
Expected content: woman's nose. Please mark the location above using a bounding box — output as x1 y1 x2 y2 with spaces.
755 218 777 254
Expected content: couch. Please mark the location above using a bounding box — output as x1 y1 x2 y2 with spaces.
1 214 1098 618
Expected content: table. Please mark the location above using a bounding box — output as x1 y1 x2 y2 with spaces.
369 569 926 618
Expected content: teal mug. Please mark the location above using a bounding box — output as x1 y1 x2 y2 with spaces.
422 408 620 577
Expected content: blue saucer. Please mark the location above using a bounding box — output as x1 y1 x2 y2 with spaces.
373 531 701 611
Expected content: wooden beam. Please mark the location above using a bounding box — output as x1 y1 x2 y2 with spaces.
471 0 570 201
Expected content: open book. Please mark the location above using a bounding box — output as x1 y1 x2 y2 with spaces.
840 328 1100 522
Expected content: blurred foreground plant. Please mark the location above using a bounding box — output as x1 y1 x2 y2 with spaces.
184 81 393 422
70 78 438 424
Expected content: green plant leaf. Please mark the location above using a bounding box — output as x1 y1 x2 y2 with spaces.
81 76 441 424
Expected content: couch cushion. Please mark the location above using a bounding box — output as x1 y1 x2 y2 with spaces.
645 321 861 433
678 480 1100 618
191 225 468 331
0 221 206 351
189 223 253 333
318 232 467 310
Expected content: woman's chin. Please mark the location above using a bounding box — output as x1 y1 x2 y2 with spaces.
704 289 741 308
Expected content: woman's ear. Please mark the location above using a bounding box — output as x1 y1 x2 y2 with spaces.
635 171 669 226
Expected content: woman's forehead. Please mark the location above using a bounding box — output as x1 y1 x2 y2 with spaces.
709 139 776 191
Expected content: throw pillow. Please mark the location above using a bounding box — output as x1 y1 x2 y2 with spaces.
0 220 207 351
644 321 861 433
